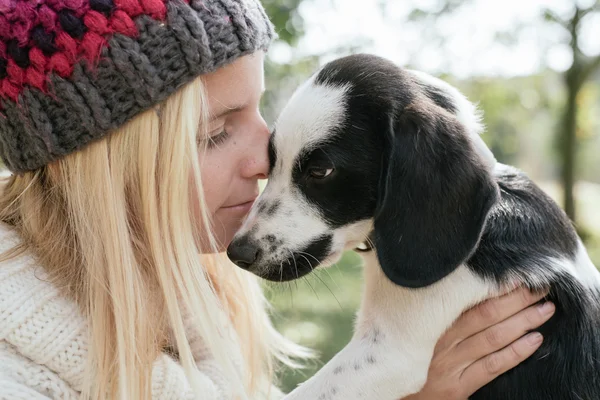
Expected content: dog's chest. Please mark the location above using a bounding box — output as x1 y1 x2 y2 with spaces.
354 252 491 348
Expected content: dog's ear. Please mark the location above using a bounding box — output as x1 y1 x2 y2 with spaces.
373 101 499 288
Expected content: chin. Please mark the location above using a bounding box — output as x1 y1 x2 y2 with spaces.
197 228 233 254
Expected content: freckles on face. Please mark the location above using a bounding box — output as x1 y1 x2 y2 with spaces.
192 52 270 251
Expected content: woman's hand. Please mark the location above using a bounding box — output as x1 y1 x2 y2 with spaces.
403 287 555 400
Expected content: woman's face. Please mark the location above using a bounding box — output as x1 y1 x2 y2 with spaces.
195 52 269 251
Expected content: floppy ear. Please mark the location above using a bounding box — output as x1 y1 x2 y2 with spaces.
373 101 499 288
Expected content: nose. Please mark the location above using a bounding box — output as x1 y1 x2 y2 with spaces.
241 116 270 180
227 235 261 270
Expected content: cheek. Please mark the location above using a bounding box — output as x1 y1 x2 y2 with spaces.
199 153 230 213
191 152 236 251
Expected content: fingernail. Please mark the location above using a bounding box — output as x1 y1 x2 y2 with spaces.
527 332 543 345
538 302 555 316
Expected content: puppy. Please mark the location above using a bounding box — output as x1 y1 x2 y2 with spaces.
227 54 600 400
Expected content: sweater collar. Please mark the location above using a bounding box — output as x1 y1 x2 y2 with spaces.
0 223 89 391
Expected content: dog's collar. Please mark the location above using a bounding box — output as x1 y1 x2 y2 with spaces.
354 231 375 252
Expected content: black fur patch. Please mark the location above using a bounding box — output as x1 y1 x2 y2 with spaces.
268 130 277 173
291 142 381 228
290 55 413 229
419 82 457 114
309 54 498 287
373 101 498 288
465 166 599 399
259 234 333 281
472 274 600 400
266 201 280 216
468 165 579 281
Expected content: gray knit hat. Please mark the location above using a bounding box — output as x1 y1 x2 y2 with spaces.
0 0 274 173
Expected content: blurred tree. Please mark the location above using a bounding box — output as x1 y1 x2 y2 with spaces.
544 2 600 220
261 55 320 125
262 0 306 46
259 0 321 125
402 0 600 222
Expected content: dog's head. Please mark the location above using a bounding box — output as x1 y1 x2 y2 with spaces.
227 54 499 288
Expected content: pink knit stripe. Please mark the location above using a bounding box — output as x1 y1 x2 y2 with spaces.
0 0 187 102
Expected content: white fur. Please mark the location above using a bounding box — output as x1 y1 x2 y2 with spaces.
273 75 350 173
503 257 577 292
573 239 600 290
238 188 332 276
284 254 492 400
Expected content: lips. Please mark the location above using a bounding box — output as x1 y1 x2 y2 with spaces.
223 199 254 208
221 197 257 213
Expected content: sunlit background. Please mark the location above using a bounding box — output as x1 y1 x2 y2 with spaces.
258 0 600 392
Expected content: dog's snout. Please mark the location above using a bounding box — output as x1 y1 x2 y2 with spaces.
227 236 261 270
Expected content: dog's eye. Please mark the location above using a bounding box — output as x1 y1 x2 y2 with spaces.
308 168 334 179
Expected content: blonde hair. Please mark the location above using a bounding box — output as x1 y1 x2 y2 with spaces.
0 76 308 399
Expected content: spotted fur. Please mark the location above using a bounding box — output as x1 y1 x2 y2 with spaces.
228 53 600 400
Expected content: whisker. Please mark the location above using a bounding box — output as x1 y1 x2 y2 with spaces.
314 270 343 310
287 281 294 308
287 249 301 282
295 252 342 309
296 253 320 299
320 264 341 291
303 275 319 300
279 260 284 283
297 250 342 291
297 250 320 265
365 235 375 250
331 258 344 276
296 252 312 269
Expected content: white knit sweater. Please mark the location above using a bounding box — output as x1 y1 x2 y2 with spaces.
0 224 282 400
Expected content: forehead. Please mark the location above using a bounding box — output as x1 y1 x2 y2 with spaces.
272 76 351 161
202 53 265 116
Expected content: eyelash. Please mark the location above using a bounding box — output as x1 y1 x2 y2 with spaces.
205 129 230 149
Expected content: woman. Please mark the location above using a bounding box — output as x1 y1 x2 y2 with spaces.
0 0 554 399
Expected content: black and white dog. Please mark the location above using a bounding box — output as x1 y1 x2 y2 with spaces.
227 54 600 400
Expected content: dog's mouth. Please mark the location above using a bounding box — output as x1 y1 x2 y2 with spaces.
228 234 335 282
257 255 319 282
259 234 335 281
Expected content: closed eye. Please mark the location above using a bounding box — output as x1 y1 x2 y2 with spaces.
205 129 230 149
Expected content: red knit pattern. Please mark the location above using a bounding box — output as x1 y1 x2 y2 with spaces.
0 0 189 103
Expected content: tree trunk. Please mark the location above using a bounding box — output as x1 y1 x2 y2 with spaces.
560 7 583 223
561 69 578 221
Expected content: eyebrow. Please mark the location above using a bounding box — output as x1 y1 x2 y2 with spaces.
210 89 266 120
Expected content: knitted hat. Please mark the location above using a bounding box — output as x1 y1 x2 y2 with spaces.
0 0 274 173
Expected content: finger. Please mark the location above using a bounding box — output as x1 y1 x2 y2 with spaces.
454 301 555 364
442 287 549 346
460 332 544 397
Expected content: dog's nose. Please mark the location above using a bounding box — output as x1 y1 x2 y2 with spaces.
227 236 261 270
